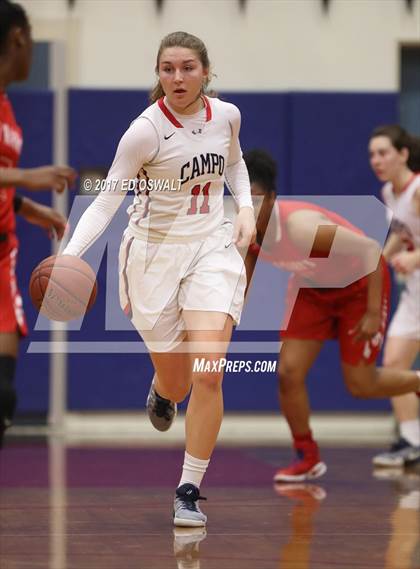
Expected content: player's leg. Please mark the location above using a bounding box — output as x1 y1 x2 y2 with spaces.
278 339 323 436
0 249 26 447
0 331 19 447
274 338 327 482
173 310 233 527
342 363 420 399
146 348 192 432
119 234 194 431
373 337 420 467
149 350 192 403
183 310 232 459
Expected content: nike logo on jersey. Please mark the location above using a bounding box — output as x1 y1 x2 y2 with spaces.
164 132 175 140
192 129 202 135
225 242 232 248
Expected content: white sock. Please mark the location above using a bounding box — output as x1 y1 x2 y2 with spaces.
400 419 420 446
178 452 210 489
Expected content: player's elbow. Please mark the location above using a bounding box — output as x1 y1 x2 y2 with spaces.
362 238 382 272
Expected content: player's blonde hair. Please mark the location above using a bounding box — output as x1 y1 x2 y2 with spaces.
149 31 213 103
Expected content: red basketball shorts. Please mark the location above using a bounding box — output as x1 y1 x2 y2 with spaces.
281 262 391 365
0 246 28 336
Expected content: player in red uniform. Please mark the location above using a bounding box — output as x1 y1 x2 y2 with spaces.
244 149 420 482
0 0 75 446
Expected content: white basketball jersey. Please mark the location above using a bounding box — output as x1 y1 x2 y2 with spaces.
127 96 234 243
382 174 420 250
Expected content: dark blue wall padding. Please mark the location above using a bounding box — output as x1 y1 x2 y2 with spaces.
68 89 150 170
222 92 292 193
8 90 54 413
288 92 398 196
12 89 399 414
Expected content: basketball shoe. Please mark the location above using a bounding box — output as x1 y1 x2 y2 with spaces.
274 436 327 482
372 438 420 468
146 382 177 432
173 483 207 527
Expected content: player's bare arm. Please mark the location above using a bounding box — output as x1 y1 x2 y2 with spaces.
286 209 383 341
17 195 67 240
244 243 259 296
414 184 420 215
0 165 77 193
382 231 404 261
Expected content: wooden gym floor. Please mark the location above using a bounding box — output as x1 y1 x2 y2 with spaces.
0 440 419 568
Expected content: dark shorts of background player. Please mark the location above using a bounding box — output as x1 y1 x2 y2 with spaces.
280 259 391 366
0 235 28 337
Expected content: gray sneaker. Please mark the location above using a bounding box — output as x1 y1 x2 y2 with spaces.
146 383 177 432
372 438 420 468
173 484 207 527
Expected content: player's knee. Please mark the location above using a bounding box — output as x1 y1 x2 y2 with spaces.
0 356 17 428
193 363 223 393
278 360 306 392
382 353 403 369
345 377 372 399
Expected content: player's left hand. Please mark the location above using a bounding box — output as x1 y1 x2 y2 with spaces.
232 206 256 248
390 250 420 275
23 202 68 240
349 311 381 343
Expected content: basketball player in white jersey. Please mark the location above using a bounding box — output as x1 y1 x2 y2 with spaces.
63 32 255 527
369 125 420 467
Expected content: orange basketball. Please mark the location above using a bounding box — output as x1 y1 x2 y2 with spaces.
29 255 98 322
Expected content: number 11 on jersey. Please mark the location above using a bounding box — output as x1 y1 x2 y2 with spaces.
187 182 211 215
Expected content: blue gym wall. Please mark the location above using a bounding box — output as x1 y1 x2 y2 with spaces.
11 89 398 414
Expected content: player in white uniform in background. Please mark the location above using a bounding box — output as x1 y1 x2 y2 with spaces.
369 125 420 467
63 31 255 526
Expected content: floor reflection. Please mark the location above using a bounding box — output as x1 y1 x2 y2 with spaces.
274 483 326 568
373 467 420 569
173 527 207 569
0 440 419 569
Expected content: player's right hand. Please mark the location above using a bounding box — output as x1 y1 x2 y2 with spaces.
232 206 256 248
349 311 381 343
22 166 77 193
390 250 420 275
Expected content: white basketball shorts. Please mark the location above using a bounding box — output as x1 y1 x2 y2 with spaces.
387 270 420 340
118 220 246 352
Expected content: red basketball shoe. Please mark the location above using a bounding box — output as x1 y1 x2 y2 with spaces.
274 438 327 483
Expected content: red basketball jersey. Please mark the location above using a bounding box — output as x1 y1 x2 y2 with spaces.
252 200 368 288
0 91 23 238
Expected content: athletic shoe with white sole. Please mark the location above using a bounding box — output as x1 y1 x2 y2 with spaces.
274 439 327 482
146 382 177 432
173 484 207 527
372 438 420 468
